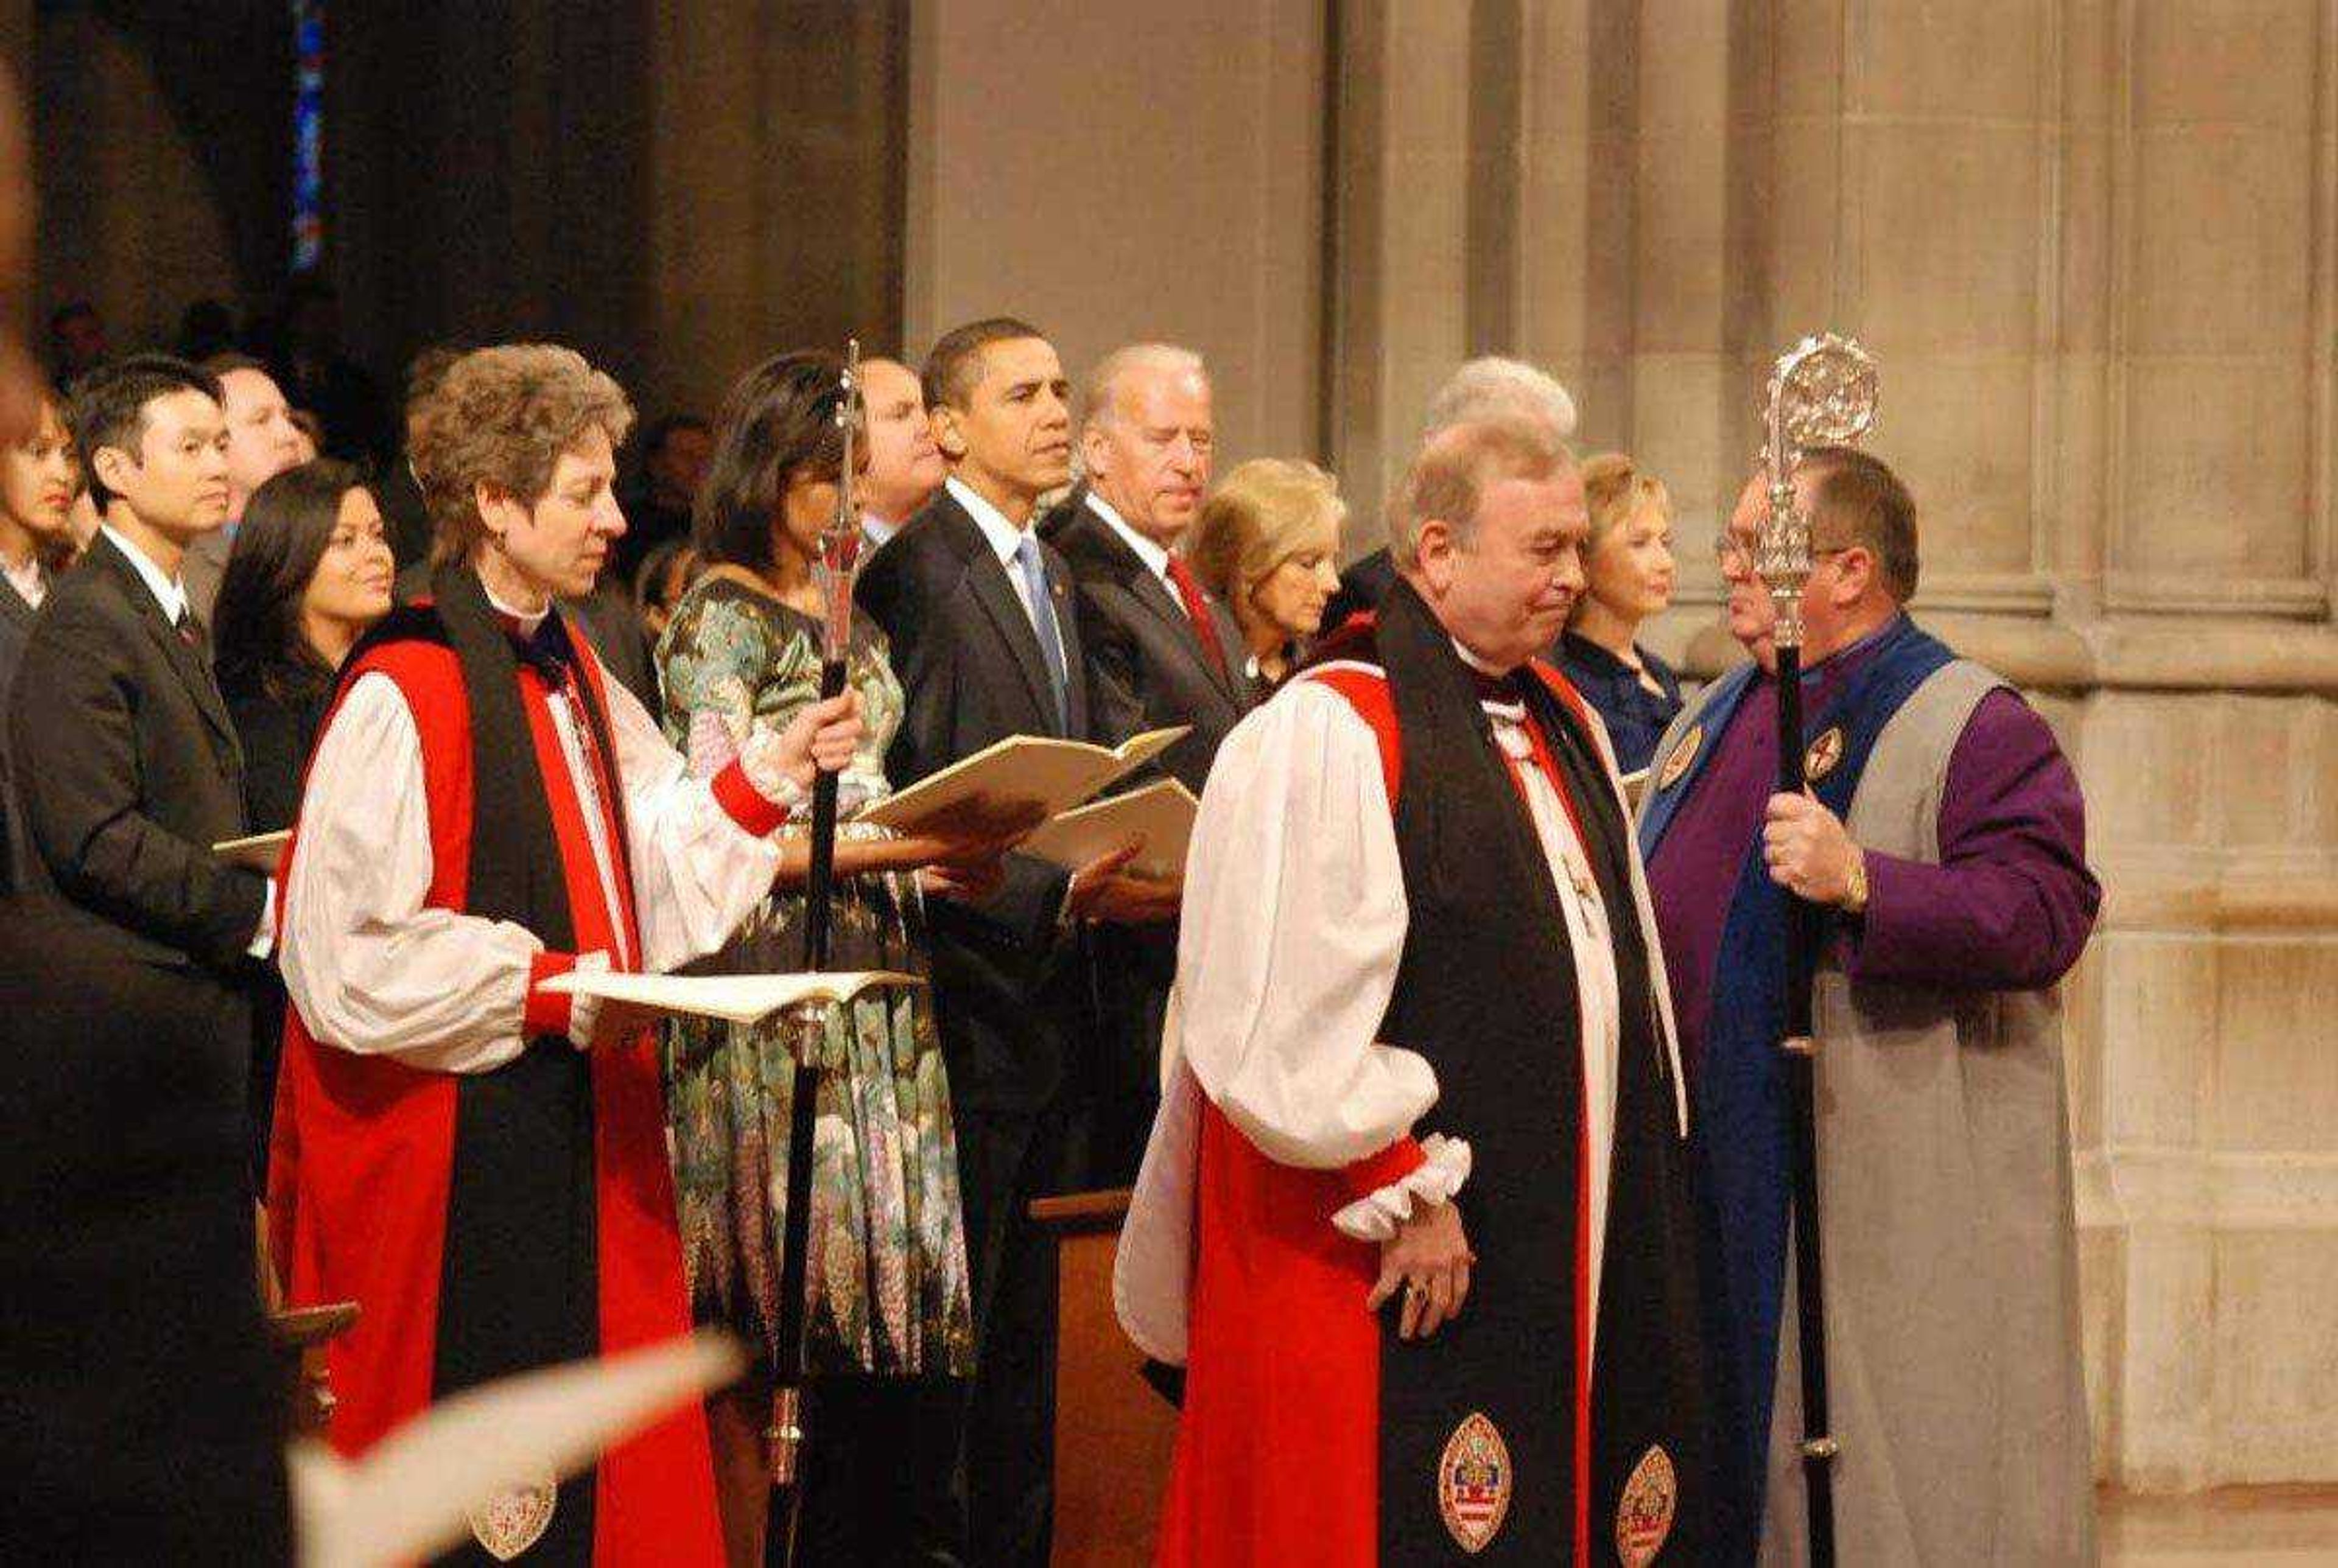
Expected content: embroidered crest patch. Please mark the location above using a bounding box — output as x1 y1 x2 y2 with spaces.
467 1472 557 1561
1657 724 1703 791
1436 1410 1513 1554
1615 1444 1679 1566
1804 724 1845 782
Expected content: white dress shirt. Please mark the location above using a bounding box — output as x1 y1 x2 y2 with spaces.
1084 491 1175 593
99 522 191 625
946 475 1065 667
1 548 44 611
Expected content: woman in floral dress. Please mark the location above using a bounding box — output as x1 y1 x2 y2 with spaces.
656 349 1009 1565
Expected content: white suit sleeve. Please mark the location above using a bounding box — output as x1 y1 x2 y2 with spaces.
595 667 796 975
281 673 564 1074
1172 681 1450 1173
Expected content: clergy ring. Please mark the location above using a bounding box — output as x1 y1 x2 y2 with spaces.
1405 1281 1428 1301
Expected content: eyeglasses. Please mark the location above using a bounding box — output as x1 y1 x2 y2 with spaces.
1711 536 1854 575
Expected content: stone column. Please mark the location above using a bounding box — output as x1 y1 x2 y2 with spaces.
903 0 1325 469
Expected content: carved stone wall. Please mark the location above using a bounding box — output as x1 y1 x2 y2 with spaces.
1314 0 2338 1491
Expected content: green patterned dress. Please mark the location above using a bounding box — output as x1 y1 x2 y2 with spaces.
655 575 974 1378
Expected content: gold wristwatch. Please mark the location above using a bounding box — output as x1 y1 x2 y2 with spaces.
1841 849 1870 915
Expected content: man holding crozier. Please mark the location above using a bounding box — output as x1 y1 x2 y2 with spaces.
1119 416 1710 1564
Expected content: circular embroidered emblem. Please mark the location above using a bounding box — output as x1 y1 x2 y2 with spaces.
1436 1410 1513 1554
1657 724 1703 792
1804 724 1846 782
1615 1444 1679 1566
468 1472 557 1561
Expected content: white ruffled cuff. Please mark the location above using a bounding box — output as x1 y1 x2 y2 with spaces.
564 950 611 1051
1330 1133 1472 1242
735 724 812 817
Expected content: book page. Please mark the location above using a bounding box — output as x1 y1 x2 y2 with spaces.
1019 778 1198 883
858 724 1190 833
536 968 924 1025
214 828 292 872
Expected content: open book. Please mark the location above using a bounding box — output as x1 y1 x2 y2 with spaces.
856 726 1189 835
536 968 923 1026
1019 778 1198 884
290 1331 743 1567
214 828 292 872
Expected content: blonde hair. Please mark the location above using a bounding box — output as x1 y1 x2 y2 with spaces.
1578 451 1671 553
1185 458 1345 607
412 343 634 567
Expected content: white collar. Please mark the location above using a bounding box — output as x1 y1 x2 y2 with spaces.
0 547 44 607
1084 491 1174 585
100 523 190 624
482 575 552 635
946 475 1032 569
1453 637 1529 719
860 511 902 550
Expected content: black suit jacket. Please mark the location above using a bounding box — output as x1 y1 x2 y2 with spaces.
1322 544 1398 632
856 486 1101 1113
8 531 265 970
0 893 290 1561
1041 495 1249 795
0 568 41 892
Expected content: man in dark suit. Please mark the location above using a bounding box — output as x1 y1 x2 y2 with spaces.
1041 341 1249 1183
10 354 271 1064
857 317 1178 1567
5 354 287 1547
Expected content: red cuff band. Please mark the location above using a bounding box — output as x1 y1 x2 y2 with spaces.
525 951 578 1038
1342 1136 1427 1200
712 758 790 838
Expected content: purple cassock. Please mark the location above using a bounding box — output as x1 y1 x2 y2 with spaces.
1645 618 2098 1085
1634 612 2101 1563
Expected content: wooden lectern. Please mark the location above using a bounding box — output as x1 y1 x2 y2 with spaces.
1031 1188 1179 1566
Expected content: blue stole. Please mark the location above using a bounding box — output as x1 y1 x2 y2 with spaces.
1637 615 1956 1561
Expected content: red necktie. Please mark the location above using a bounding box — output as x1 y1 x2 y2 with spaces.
1165 555 1229 680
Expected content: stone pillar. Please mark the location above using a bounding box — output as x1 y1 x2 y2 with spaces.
904 0 1325 469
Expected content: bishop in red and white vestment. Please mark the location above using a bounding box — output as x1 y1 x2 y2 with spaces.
269 567 804 1565
1117 581 1712 1564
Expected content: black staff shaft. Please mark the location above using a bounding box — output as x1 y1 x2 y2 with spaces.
770 653 850 1564
1775 644 1838 1566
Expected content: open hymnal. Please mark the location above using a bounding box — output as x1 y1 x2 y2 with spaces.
1018 777 1198 884
214 828 292 872
535 967 924 1026
290 1330 743 1567
855 726 1189 835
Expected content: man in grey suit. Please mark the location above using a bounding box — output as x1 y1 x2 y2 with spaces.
182 352 304 621
1041 342 1249 1183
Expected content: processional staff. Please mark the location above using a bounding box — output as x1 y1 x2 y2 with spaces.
1755 331 1880 1568
766 338 865 1564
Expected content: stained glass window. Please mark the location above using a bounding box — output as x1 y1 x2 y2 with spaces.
291 1 325 270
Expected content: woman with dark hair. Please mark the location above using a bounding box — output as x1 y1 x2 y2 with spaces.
212 458 392 1174
214 458 393 828
657 349 1005 1564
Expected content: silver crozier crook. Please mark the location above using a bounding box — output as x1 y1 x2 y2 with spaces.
1756 331 1877 1568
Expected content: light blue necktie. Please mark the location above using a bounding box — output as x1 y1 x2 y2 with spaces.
1014 533 1070 731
